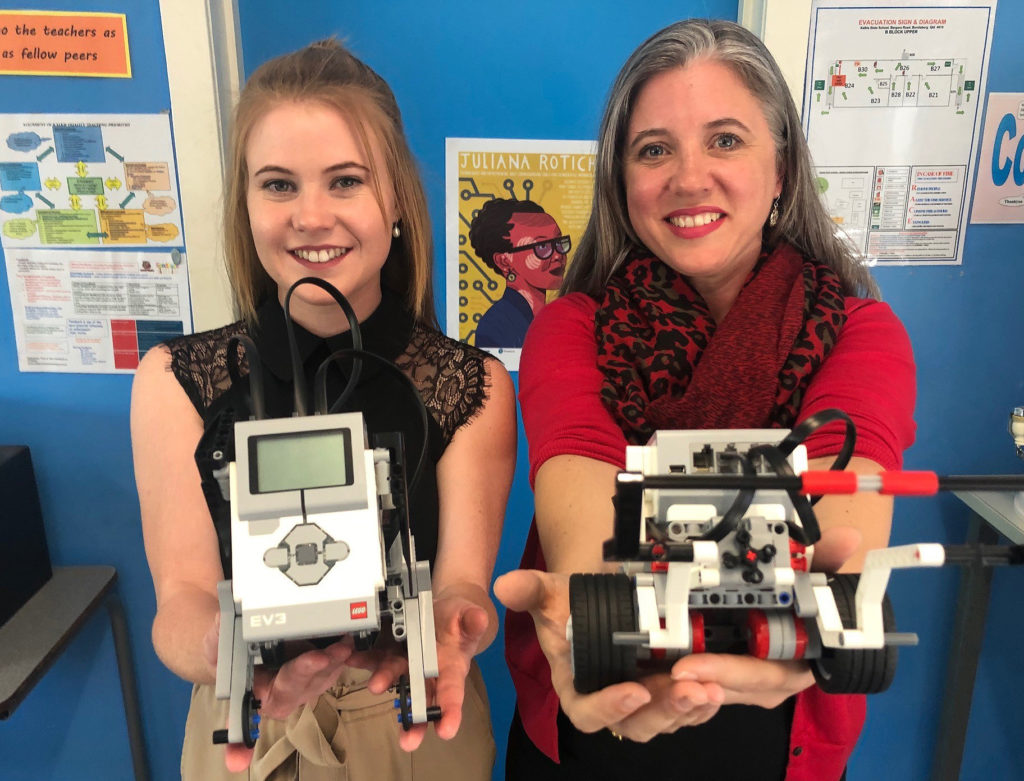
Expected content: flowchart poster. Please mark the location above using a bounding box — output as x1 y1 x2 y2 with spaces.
0 112 184 249
445 138 595 371
803 1 995 264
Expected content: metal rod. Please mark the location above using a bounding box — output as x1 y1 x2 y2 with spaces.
105 594 150 781
640 474 802 490
937 475 1024 491
636 473 1024 493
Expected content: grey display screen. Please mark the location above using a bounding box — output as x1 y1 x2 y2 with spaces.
250 428 353 494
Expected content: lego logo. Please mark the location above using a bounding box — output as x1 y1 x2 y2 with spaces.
350 602 367 619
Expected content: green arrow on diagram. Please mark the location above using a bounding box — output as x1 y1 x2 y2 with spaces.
36 147 54 162
120 192 136 208
35 193 55 208
105 146 125 162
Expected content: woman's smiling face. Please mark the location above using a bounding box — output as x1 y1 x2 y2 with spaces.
623 58 782 304
245 99 397 328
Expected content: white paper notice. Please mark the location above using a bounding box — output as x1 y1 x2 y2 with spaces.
803 1 996 264
5 248 192 373
971 93 1024 223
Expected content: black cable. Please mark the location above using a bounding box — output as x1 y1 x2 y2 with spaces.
314 347 431 496
776 408 856 505
747 443 821 545
698 451 756 542
225 334 266 420
282 278 364 417
690 411 852 547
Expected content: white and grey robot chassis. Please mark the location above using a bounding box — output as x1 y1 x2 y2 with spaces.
567 413 1024 695
205 278 442 749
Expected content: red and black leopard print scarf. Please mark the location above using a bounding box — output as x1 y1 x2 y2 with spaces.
594 242 846 445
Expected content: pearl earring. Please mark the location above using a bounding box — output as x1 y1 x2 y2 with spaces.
392 223 401 238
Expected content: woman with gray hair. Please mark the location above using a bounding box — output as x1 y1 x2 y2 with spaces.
496 18 914 780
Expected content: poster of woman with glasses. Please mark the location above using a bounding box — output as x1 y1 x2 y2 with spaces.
446 138 595 370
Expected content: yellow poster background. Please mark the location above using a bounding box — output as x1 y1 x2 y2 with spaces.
448 139 596 357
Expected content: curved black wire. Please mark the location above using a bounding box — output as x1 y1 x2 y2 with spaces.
696 409 856 547
698 451 757 542
776 408 856 505
225 334 266 420
282 278 364 417
313 347 430 496
747 443 821 545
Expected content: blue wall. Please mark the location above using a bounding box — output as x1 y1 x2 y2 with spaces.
236 2 741 780
2 0 1022 779
237 1 1024 779
0 1 188 779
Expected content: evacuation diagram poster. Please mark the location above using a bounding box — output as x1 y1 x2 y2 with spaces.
803 1 995 264
445 138 595 371
0 112 191 373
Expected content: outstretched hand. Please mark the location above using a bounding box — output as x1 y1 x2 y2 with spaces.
495 568 722 742
201 615 354 772
348 585 494 751
494 526 862 743
342 585 493 753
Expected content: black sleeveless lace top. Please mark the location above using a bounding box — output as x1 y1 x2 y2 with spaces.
163 289 491 575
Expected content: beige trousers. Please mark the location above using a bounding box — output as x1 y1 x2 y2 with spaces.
181 663 495 780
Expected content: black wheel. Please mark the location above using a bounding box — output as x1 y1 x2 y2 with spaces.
569 573 638 693
241 690 262 748
395 675 413 731
811 573 898 694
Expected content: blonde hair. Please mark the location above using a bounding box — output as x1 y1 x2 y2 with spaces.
563 19 879 300
224 39 436 325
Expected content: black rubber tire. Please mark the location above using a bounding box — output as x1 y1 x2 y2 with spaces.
241 690 261 748
811 573 898 694
396 675 413 731
569 573 638 693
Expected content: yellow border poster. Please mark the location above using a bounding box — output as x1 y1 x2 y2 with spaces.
445 137 595 371
0 11 131 78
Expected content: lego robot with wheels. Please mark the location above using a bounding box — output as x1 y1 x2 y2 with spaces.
567 425 937 696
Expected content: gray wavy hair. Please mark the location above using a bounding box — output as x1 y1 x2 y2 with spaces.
562 18 879 300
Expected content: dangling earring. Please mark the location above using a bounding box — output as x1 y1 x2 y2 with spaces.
507 271 517 283
768 198 780 228
392 222 401 238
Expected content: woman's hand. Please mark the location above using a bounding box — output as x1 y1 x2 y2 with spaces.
422 589 491 743
494 526 862 742
201 616 354 771
353 585 493 751
495 568 726 742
